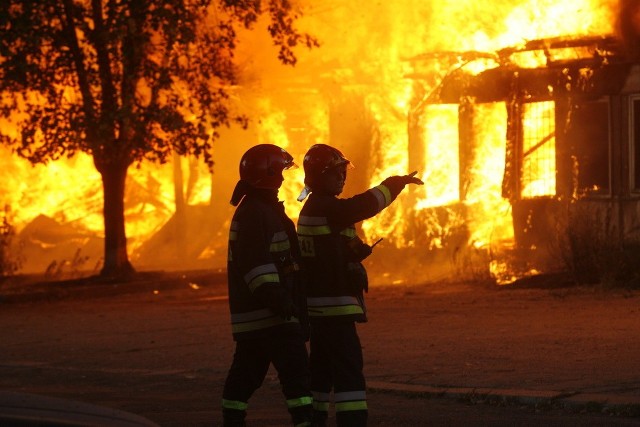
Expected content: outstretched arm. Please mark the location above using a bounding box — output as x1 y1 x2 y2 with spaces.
326 171 424 228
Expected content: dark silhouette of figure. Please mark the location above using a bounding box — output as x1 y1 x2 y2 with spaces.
222 144 312 427
296 144 423 426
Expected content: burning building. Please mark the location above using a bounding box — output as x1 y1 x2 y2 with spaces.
3 0 636 285
398 34 640 283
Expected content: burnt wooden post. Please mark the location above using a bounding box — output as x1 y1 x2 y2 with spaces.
408 81 428 178
458 96 475 202
553 81 574 200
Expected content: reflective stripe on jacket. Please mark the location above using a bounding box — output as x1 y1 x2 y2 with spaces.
297 184 396 323
227 191 302 340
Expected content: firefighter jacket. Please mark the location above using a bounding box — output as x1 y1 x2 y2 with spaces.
297 183 400 323
227 189 305 341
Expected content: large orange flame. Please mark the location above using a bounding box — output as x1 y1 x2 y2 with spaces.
0 0 618 279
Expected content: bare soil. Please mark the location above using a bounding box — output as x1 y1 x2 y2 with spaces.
1 273 639 426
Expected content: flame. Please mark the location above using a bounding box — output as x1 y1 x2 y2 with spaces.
0 144 211 258
289 0 613 282
414 105 460 209
463 102 513 247
1 0 619 279
0 148 103 233
521 101 556 198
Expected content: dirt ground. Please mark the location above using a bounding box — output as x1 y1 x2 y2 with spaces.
1 272 640 426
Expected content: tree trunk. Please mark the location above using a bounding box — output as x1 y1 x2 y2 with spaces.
99 162 135 278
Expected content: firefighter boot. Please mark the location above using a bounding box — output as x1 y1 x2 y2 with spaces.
222 408 247 427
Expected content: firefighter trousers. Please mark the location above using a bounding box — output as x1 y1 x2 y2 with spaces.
309 321 367 426
222 327 313 426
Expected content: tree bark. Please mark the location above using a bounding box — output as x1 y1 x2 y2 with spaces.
99 161 135 278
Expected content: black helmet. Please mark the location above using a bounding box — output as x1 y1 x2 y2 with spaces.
239 144 296 189
302 144 352 188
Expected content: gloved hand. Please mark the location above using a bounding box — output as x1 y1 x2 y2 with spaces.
381 171 424 195
261 285 298 320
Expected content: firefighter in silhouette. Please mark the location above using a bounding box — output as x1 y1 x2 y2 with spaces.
296 144 423 426
222 144 312 427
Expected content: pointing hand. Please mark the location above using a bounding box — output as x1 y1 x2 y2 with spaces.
382 171 424 195
403 171 424 186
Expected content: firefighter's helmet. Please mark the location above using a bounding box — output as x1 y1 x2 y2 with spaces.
239 144 296 189
302 144 352 187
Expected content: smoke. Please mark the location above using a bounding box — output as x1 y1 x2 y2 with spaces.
616 0 640 59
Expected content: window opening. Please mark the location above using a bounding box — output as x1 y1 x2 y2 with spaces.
521 101 556 198
571 100 610 196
